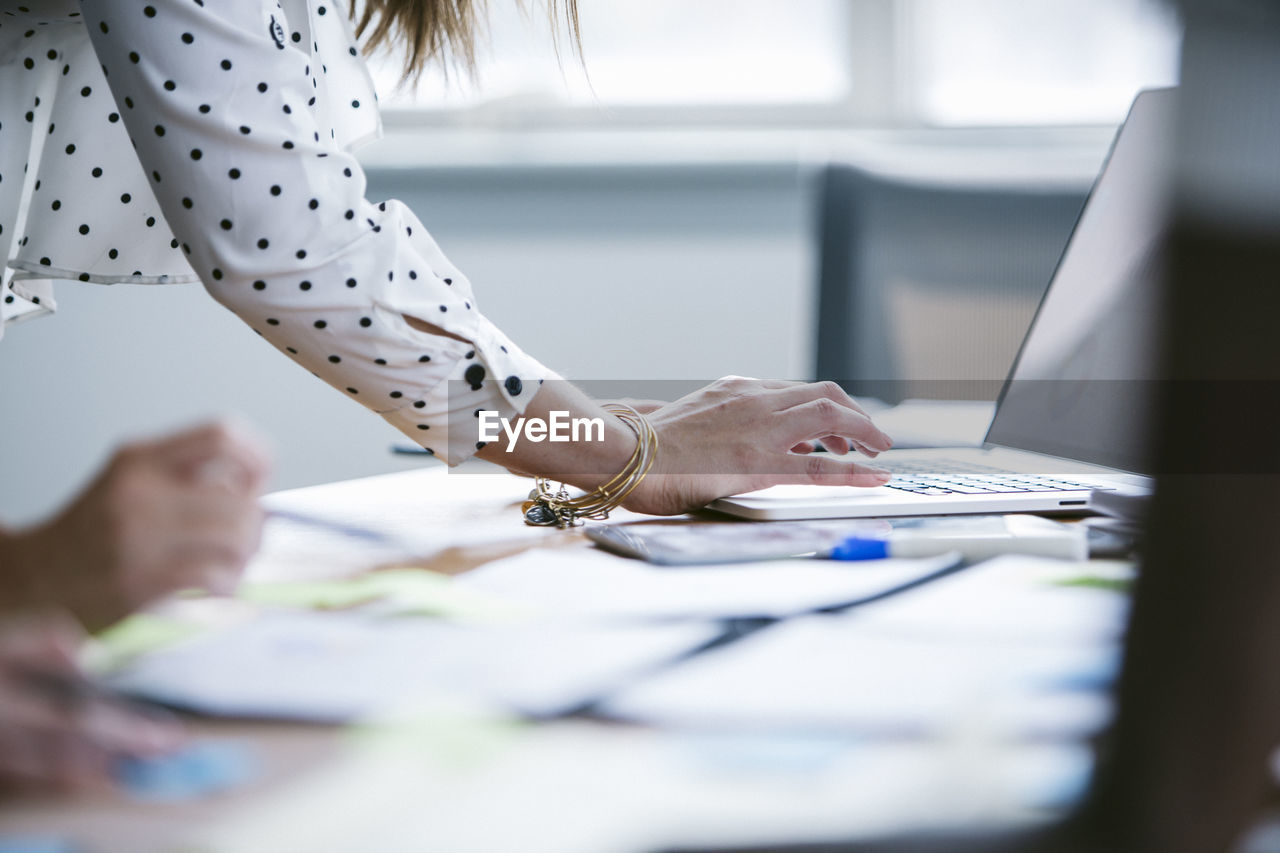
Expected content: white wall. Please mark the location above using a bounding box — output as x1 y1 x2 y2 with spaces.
0 163 815 526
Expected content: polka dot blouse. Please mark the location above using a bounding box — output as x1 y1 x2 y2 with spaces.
0 0 548 464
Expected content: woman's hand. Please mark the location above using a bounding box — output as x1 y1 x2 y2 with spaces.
0 612 181 793
624 377 893 515
0 421 271 631
477 377 892 517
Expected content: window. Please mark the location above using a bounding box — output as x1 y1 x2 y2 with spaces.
367 0 853 114
366 0 1181 126
902 0 1182 125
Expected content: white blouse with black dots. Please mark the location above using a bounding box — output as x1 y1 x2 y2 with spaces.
0 0 549 464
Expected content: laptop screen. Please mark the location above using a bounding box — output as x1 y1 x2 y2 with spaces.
984 88 1174 474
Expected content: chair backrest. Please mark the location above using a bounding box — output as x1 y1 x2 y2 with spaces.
813 164 1087 402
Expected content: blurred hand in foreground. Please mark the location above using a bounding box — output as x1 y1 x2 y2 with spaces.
0 420 271 631
0 612 181 792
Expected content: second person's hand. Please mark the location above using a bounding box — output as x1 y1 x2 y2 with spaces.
0 421 271 631
0 612 183 793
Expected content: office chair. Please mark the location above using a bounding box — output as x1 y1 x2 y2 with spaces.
813 163 1087 403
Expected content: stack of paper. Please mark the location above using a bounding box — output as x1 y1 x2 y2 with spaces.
601 616 1117 739
105 548 967 721
599 556 1132 740
106 610 719 721
251 469 557 581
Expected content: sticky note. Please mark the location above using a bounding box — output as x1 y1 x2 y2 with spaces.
90 614 204 671
1053 575 1133 593
239 568 515 621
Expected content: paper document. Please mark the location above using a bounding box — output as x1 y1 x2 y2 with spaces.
602 556 1131 739
105 611 718 721
455 549 961 621
602 614 1118 740
846 555 1133 643
251 469 556 582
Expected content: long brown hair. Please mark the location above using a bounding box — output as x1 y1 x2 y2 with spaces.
351 0 582 82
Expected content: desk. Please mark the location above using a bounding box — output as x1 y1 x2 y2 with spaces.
0 467 1131 853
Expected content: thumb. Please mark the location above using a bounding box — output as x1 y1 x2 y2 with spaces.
144 420 272 492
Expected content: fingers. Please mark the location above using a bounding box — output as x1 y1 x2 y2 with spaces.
149 493 265 596
778 453 892 488
752 379 877 421
766 382 891 451
135 419 272 493
625 377 900 514
166 543 254 595
129 421 268 597
704 378 891 455
175 492 265 556
775 396 893 454
817 436 852 455
101 466 265 609
78 700 184 757
0 723 105 792
789 437 851 455
0 617 185 792
0 612 86 669
0 694 181 791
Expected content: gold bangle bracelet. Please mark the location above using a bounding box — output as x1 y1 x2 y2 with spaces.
522 404 658 528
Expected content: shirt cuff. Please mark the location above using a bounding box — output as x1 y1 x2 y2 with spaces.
380 315 553 466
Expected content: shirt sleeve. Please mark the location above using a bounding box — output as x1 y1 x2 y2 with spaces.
78 0 549 464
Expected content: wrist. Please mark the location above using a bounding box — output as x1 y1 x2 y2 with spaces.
475 383 639 489
521 405 657 527
558 413 644 493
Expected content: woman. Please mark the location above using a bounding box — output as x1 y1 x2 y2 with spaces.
0 0 891 788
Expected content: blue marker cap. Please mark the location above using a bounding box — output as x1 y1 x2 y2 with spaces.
828 536 890 561
114 741 256 802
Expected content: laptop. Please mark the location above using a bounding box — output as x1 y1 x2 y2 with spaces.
709 89 1173 521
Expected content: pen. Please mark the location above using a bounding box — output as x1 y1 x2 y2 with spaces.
827 534 1085 562
826 516 1089 562
266 508 402 546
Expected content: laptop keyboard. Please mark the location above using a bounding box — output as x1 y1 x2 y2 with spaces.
883 460 1109 496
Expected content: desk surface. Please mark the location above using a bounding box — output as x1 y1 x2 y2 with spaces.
0 467 1129 853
